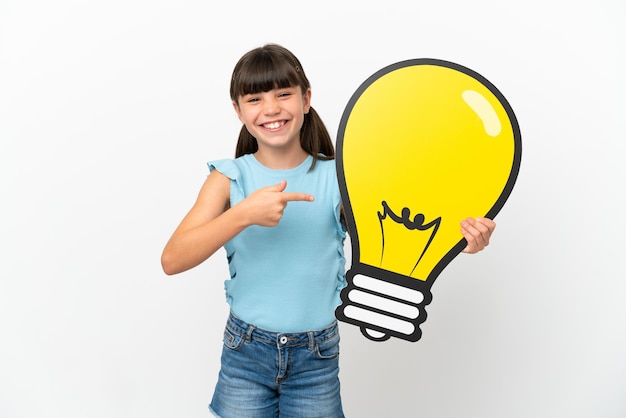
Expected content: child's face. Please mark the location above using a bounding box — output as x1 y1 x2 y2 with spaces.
233 86 311 153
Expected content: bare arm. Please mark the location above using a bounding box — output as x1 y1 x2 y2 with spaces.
161 170 240 275
161 172 313 275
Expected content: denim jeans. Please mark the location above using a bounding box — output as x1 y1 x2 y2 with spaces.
209 312 344 418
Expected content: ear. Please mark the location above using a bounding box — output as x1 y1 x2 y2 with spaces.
232 100 244 122
303 88 312 114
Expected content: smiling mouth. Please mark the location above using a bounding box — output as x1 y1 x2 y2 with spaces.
262 121 286 130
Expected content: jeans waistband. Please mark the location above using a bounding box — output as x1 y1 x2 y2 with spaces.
225 311 339 348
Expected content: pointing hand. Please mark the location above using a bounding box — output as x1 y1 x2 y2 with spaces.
240 180 314 227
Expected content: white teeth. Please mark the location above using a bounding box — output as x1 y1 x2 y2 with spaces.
264 121 284 129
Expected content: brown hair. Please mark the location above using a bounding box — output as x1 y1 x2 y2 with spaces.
230 44 334 168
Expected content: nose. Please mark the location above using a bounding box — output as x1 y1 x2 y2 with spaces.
263 96 280 115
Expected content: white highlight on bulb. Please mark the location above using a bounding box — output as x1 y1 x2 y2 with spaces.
462 89 502 137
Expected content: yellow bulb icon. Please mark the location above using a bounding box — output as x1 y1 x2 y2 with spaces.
335 59 521 342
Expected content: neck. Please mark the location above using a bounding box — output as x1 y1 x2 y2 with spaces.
254 146 309 170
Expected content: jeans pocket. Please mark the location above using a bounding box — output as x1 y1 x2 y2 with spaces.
314 333 340 360
223 326 245 350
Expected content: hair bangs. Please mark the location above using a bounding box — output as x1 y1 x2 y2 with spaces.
230 46 305 101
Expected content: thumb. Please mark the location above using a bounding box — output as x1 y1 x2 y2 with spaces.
268 180 287 193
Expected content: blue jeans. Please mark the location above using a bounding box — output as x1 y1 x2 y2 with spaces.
209 312 344 418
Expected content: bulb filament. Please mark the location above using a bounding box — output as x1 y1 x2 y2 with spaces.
377 201 441 276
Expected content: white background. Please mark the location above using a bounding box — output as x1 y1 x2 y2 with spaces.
1 1 625 417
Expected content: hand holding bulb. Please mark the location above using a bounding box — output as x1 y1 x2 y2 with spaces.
461 217 496 254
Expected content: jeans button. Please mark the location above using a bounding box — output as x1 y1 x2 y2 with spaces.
279 336 288 345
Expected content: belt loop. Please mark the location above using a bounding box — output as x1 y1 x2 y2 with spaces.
245 323 256 343
307 331 315 350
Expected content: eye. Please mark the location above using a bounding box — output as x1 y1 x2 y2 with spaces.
279 88 298 99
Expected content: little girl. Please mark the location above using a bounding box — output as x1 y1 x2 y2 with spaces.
161 43 495 418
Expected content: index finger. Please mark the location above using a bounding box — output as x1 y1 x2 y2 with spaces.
281 192 315 202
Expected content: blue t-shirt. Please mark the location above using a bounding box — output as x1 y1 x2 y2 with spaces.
208 154 346 332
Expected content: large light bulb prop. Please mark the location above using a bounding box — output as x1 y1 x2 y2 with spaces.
335 59 521 342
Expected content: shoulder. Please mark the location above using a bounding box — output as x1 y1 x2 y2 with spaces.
208 155 253 180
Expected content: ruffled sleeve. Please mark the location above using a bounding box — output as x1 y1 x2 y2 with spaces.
331 166 348 293
207 159 245 206
330 164 347 237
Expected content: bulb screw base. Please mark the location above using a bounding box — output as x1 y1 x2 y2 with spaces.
336 264 433 342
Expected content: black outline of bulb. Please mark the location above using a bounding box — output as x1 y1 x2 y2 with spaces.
335 58 522 342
